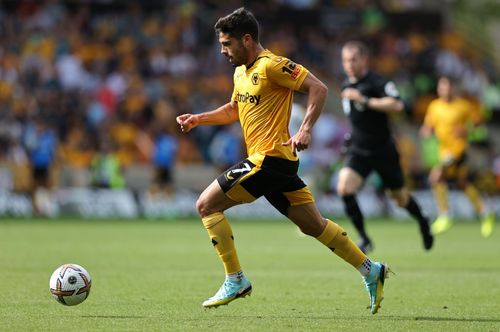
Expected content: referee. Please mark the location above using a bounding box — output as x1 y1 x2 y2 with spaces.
337 40 433 253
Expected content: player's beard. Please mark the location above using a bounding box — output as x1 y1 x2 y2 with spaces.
228 44 247 67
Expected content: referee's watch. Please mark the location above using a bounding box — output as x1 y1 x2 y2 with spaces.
361 95 369 106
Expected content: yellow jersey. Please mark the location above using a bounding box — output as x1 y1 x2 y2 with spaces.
231 49 309 165
424 97 478 161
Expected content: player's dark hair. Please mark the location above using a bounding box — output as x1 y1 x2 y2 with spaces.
214 7 259 42
439 75 458 86
343 41 370 57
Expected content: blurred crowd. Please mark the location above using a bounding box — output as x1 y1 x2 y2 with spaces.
0 0 499 195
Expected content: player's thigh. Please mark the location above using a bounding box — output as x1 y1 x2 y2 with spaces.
196 179 240 217
217 158 265 200
337 167 364 195
454 158 469 188
429 166 444 185
198 158 263 216
264 182 314 217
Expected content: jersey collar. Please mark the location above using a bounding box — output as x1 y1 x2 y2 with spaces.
245 49 270 70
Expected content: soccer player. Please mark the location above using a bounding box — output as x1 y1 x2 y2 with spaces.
337 41 433 253
420 76 495 237
176 8 390 314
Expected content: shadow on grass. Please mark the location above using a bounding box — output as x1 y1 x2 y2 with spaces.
413 316 500 323
213 314 500 324
81 315 148 319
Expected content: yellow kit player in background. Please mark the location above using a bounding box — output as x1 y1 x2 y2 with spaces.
176 8 390 314
420 76 495 237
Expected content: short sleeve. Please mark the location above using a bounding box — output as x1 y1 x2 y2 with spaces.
231 87 237 103
464 99 483 124
381 80 400 99
266 57 309 90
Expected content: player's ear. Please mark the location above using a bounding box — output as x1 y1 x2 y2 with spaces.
242 34 252 47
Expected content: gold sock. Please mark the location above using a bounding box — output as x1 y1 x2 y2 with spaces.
464 184 485 215
433 182 449 215
316 219 366 269
201 212 241 275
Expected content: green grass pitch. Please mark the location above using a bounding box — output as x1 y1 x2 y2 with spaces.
0 217 499 331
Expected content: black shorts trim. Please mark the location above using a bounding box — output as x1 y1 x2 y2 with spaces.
442 153 466 168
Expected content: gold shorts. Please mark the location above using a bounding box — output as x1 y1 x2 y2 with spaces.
441 153 468 180
217 155 314 216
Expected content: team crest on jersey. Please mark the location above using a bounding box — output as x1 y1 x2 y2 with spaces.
251 73 260 85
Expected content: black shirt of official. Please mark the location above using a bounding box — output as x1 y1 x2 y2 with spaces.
341 71 400 155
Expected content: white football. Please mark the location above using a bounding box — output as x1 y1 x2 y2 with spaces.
49 264 92 306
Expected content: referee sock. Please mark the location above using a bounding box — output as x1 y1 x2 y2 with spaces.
341 195 368 239
201 212 242 275
405 195 430 233
316 219 367 273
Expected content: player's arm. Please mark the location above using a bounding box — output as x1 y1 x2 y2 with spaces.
176 101 239 133
419 123 434 138
283 72 328 154
342 88 404 113
364 96 404 113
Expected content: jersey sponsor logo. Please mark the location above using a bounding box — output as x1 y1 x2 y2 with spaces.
384 81 399 97
236 92 261 105
281 60 302 80
251 73 260 85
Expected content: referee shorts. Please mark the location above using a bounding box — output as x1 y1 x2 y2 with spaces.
346 143 405 190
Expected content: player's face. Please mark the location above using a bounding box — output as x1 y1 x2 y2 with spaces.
342 47 367 80
218 32 248 66
437 77 453 100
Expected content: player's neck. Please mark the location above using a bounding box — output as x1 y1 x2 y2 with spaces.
349 69 368 83
245 44 265 67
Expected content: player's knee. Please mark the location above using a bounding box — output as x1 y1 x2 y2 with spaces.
394 196 406 208
337 183 355 197
391 193 407 207
297 217 326 237
195 197 212 217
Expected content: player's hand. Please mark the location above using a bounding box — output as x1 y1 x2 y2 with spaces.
176 114 199 133
454 127 467 139
419 125 433 138
341 88 364 103
282 129 312 156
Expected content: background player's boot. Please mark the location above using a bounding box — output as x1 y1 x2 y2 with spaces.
202 276 252 308
357 236 373 254
431 215 453 235
481 212 495 238
419 217 434 250
363 262 390 314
